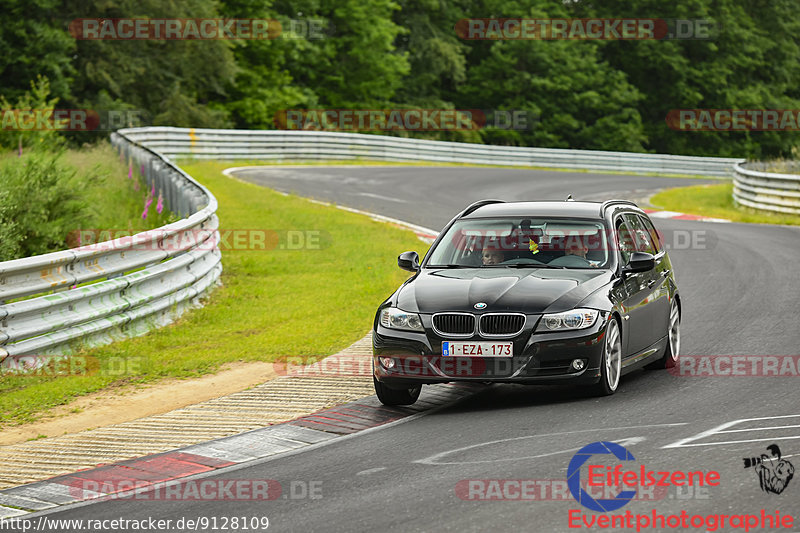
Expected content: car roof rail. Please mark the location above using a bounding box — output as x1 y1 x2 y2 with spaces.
600 199 639 216
460 199 505 217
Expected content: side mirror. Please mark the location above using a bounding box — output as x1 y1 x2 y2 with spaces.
398 251 420 272
622 251 655 274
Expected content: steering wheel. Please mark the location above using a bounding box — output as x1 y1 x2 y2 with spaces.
547 254 594 267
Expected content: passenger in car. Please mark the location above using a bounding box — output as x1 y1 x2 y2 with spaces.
482 247 505 265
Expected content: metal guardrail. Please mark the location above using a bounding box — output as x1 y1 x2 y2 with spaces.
733 162 800 215
120 127 743 177
0 132 222 362
0 126 749 363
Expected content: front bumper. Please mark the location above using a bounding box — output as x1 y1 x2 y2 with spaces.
373 313 608 387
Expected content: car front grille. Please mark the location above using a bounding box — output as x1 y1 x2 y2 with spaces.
432 313 475 336
480 313 526 336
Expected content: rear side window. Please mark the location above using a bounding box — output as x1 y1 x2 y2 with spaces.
638 215 662 253
616 213 657 261
615 217 636 264
625 214 656 255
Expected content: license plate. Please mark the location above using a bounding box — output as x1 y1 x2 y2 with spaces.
442 342 513 357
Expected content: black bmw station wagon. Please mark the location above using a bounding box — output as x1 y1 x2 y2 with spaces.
372 199 680 405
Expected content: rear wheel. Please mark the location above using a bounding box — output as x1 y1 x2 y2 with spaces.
592 318 622 396
374 377 422 406
646 300 680 370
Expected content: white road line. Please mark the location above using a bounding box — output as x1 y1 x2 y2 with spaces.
648 211 684 218
357 192 407 203
662 414 800 449
717 424 800 434
724 414 800 422
662 435 800 448
415 423 686 465
224 165 439 243
356 467 388 476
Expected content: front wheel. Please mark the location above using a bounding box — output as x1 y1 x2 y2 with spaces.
592 317 622 396
374 377 422 406
646 300 680 370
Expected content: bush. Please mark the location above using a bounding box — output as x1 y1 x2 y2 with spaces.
0 76 65 154
0 151 94 261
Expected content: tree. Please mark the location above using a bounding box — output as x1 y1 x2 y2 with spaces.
570 0 800 158
456 0 646 150
62 0 237 128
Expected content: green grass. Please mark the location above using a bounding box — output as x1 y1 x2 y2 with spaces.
64 143 178 234
650 182 800 226
0 143 177 258
0 161 427 427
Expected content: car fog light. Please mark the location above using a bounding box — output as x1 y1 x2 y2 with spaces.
571 359 586 371
380 357 396 369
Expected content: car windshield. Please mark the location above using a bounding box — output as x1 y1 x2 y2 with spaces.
426 217 610 269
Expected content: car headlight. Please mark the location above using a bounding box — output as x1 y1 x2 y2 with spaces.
536 309 600 332
380 308 424 332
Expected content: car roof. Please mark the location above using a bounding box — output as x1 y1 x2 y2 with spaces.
462 200 632 220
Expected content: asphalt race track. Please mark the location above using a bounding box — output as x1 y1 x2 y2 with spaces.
30 167 800 532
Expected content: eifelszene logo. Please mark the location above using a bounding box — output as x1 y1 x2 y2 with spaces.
568 441 637 512
743 444 795 495
567 441 720 512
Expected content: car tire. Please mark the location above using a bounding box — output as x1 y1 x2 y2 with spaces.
373 377 422 406
592 317 622 396
646 299 680 370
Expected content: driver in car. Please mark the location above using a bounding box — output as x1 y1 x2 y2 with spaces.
564 241 599 267
565 241 589 258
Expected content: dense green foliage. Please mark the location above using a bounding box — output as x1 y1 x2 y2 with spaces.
2 0 799 157
0 151 86 260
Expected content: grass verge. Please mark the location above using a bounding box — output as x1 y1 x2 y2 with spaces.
180 158 707 179
0 143 177 262
650 182 800 226
63 143 178 232
0 161 428 427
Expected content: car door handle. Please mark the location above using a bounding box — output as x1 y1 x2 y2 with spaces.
661 270 670 278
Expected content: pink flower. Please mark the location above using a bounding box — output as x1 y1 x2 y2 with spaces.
156 191 164 214
128 162 133 179
142 196 153 219
150 184 155 197
140 164 145 175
